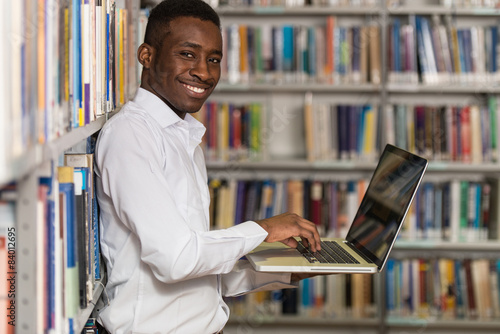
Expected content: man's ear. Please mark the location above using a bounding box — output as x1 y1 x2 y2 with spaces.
137 43 154 69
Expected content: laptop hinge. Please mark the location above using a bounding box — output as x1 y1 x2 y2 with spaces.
346 241 374 264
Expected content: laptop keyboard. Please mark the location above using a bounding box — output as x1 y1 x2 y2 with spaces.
297 240 360 264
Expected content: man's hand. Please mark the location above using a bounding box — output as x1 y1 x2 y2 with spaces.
255 212 321 252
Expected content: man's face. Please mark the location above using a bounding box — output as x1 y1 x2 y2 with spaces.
146 16 222 118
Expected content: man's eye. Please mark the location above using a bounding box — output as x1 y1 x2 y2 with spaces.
181 52 194 58
209 58 220 64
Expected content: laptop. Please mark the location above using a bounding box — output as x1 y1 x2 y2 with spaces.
246 144 428 274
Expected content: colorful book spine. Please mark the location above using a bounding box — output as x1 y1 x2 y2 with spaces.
218 20 379 85
58 166 79 330
0 0 140 172
200 101 265 162
225 273 375 320
209 176 495 243
386 103 497 163
385 256 500 320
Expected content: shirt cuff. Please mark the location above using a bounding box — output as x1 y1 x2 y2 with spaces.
230 220 268 236
226 221 267 253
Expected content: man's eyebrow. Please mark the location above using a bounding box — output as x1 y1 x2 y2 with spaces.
180 41 222 56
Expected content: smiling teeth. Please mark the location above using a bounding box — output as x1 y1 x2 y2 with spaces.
185 84 205 93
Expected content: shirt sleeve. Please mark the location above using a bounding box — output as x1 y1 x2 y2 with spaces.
221 260 297 297
96 112 268 284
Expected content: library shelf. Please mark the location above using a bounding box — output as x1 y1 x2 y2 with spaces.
425 162 500 173
0 146 43 189
228 315 381 328
16 114 110 334
42 115 108 160
206 160 500 174
206 1 500 333
0 115 108 188
386 83 500 94
386 316 500 330
206 159 377 171
394 240 500 252
215 83 382 93
387 5 500 16
216 6 381 16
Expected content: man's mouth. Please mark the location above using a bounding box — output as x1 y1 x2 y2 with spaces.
183 83 206 94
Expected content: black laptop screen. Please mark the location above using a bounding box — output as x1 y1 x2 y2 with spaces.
346 144 428 269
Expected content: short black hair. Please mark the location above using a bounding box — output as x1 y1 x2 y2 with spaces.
144 0 221 50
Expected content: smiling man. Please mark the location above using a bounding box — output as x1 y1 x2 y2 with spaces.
139 10 222 118
94 1 321 333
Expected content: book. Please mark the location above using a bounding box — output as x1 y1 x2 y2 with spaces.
208 179 220 228
368 25 381 85
282 25 294 82
315 25 326 83
455 259 467 319
337 105 348 160
309 181 323 228
96 0 104 116
72 167 89 308
490 260 500 318
239 25 249 84
388 18 401 83
415 16 437 84
259 180 275 220
362 104 378 161
325 16 335 83
386 259 397 315
317 103 332 160
215 180 229 229
64 153 101 281
39 164 63 333
58 166 80 331
359 25 369 83
439 258 456 317
83 0 91 125
312 276 325 317
244 180 262 222
37 178 49 332
230 105 243 160
327 182 338 237
489 97 499 162
472 259 493 319
422 182 435 239
233 180 247 225
304 92 315 162
463 258 477 319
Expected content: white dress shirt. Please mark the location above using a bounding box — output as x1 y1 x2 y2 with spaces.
94 88 294 334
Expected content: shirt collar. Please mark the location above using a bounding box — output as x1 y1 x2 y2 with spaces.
133 87 206 143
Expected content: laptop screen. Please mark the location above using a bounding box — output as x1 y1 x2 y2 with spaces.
346 144 428 270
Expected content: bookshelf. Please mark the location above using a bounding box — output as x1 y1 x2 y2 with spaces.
15 121 103 334
207 1 500 333
0 0 141 333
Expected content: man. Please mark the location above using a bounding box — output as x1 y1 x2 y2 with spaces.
94 0 321 333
